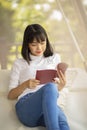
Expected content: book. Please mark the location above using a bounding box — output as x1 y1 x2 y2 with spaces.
36 69 57 84
36 62 68 84
57 62 68 75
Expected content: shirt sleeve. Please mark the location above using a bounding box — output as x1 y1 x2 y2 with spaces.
9 59 21 91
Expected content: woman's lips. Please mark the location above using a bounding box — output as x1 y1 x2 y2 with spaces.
36 51 42 54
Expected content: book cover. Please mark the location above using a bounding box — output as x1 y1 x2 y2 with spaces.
36 62 68 84
36 69 57 84
57 62 68 75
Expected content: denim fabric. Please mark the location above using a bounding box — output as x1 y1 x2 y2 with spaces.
15 83 70 130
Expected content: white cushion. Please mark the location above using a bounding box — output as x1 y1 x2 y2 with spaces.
0 69 11 92
66 68 87 90
65 91 87 130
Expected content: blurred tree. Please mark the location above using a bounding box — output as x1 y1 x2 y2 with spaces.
0 0 15 43
12 0 48 42
0 0 87 69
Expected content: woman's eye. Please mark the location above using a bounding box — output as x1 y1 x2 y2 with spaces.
32 44 37 46
41 41 46 44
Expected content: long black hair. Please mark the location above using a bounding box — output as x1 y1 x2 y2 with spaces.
21 24 54 64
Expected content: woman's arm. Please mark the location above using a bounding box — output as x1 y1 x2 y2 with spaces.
8 80 28 100
8 79 40 100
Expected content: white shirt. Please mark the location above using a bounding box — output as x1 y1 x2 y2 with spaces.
9 53 68 109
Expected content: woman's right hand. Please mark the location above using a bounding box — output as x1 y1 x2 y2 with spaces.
8 79 40 99
26 79 40 89
8 79 40 100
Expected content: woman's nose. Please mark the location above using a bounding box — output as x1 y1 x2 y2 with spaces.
37 44 42 49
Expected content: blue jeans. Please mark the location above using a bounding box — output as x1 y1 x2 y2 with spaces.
15 83 70 130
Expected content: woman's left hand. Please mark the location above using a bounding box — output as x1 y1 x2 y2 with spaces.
54 70 66 91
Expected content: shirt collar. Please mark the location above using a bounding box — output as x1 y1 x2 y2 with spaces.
30 53 43 61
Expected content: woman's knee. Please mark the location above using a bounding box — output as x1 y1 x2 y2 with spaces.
43 82 59 96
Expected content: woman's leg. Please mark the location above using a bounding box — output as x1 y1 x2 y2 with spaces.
58 107 70 130
42 83 70 130
42 83 60 130
15 87 46 127
15 82 70 130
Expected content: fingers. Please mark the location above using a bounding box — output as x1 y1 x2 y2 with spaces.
28 79 40 89
58 70 66 82
32 79 40 84
54 70 66 90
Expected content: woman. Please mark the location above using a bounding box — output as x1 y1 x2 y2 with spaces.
8 24 70 130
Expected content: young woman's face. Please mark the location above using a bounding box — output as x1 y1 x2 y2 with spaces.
28 38 46 56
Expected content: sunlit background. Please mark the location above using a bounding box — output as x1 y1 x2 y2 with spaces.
0 0 87 70
0 1 87 130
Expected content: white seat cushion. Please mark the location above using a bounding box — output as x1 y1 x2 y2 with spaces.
0 69 87 130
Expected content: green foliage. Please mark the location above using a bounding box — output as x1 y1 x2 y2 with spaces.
0 0 87 69
0 1 15 43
